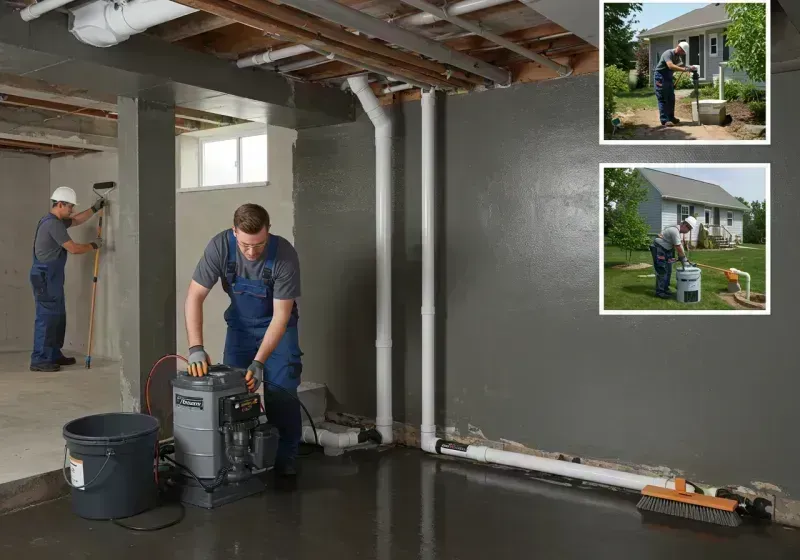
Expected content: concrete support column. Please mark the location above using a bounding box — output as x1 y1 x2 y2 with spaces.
117 97 176 416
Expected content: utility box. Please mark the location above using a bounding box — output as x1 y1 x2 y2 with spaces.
692 100 727 125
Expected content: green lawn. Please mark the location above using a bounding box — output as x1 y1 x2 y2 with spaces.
615 90 657 111
604 243 766 311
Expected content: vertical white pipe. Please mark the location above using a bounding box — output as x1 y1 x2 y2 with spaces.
347 76 393 444
421 89 437 453
719 62 727 100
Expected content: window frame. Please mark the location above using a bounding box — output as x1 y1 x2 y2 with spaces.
709 33 718 56
727 211 734 227
196 131 268 191
681 205 690 223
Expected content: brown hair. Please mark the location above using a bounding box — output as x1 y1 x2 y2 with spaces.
233 204 270 234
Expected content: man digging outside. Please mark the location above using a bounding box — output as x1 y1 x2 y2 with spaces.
653 41 695 127
650 216 697 299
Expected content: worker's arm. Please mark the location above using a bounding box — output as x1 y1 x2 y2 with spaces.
245 299 293 392
185 280 211 348
62 239 98 255
67 200 105 227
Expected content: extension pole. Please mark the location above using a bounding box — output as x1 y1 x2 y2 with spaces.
85 207 104 369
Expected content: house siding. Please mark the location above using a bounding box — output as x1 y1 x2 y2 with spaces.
650 36 676 84
661 199 701 246
705 26 759 86
725 209 744 240
638 177 663 235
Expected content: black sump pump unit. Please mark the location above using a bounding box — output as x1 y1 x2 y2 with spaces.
167 364 280 509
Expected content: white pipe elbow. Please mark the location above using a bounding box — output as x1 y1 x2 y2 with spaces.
302 426 361 448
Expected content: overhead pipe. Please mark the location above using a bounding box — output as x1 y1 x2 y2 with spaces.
69 0 197 47
399 0 571 76
237 44 311 68
240 0 513 70
417 77 692 497
383 83 415 94
317 50 433 90
275 56 331 73
347 75 394 445
20 0 79 21
274 0 511 84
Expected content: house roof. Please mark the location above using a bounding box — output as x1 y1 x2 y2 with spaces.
640 168 749 211
639 3 729 38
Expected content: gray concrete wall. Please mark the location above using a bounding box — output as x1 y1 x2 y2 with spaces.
294 72 800 496
0 153 50 350
50 152 120 360
175 125 298 361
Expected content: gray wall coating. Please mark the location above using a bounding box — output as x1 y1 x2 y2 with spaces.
294 72 800 496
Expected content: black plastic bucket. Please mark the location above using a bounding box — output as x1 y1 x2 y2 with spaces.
63 412 160 520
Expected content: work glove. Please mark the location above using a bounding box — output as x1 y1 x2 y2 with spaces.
188 345 211 377
90 237 104 250
245 360 264 393
91 198 106 213
679 255 688 265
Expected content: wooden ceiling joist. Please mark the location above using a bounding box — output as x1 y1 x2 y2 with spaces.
149 12 233 42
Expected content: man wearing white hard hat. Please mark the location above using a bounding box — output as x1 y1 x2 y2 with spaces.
29 187 104 372
650 216 697 299
653 41 695 127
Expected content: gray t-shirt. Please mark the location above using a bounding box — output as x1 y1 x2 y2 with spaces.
34 215 73 263
654 49 683 79
654 225 682 250
192 231 301 300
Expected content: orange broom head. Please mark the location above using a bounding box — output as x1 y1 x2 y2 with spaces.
641 479 738 512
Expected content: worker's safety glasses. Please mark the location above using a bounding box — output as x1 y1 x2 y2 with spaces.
237 240 267 252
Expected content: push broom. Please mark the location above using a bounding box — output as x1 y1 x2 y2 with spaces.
85 181 117 369
637 478 742 527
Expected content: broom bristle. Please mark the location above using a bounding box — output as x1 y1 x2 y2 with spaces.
637 495 742 527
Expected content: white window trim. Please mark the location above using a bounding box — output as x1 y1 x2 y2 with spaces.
727 211 734 227
709 33 718 57
194 130 268 191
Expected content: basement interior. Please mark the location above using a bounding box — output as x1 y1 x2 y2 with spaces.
0 0 799 557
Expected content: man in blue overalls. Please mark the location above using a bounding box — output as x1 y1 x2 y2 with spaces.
185 203 303 476
650 216 696 299
30 187 105 372
653 41 693 127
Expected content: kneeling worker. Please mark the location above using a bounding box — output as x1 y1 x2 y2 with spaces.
184 203 302 476
650 216 696 299
30 187 104 372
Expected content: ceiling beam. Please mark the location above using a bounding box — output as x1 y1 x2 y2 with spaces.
0 106 117 151
148 12 233 42
0 138 89 156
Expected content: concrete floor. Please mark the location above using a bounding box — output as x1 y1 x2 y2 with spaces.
0 351 119 484
1 448 799 558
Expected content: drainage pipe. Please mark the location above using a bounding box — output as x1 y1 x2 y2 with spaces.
301 426 361 448
417 87 692 495
348 75 394 444
241 0 513 69
275 56 331 73
237 44 311 68
69 0 197 47
319 51 432 90
20 0 79 21
383 83 415 94
276 0 511 84
731 268 751 300
399 0 571 76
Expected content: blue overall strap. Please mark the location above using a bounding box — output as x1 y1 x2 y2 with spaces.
222 230 238 292
261 235 279 288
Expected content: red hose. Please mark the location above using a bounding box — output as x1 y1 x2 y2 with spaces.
145 354 189 416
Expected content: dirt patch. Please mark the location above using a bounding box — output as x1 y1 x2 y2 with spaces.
718 291 767 310
612 263 651 270
610 107 739 141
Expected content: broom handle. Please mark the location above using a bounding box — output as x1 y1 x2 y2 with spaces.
694 262 730 274
86 208 104 365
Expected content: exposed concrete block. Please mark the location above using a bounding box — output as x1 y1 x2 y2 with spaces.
0 469 67 516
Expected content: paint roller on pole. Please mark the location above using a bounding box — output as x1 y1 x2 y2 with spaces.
85 181 117 369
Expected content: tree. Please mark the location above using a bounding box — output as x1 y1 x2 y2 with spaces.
725 3 767 82
604 3 642 70
605 168 650 260
736 198 766 244
634 34 650 88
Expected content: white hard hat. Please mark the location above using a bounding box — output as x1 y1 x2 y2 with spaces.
51 186 77 206
678 41 690 54
684 215 697 229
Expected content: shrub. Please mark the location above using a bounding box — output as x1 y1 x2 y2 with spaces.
748 101 766 123
673 71 693 89
604 65 629 124
722 79 743 102
698 84 718 99
634 38 650 89
740 82 765 103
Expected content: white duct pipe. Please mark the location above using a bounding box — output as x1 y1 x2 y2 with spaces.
383 83 415 94
301 426 361 448
348 75 393 445
237 44 312 68
395 0 513 26
69 0 197 47
418 84 693 497
20 0 79 21
731 268 751 300
276 56 331 73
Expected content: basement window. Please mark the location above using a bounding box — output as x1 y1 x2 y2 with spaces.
199 132 267 189
727 211 733 226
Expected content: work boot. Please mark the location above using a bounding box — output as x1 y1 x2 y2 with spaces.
30 362 60 372
663 121 675 127
274 458 298 477
670 118 681 124
56 356 77 366
656 293 671 300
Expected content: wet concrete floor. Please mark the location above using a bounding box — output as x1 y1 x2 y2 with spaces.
2 447 799 559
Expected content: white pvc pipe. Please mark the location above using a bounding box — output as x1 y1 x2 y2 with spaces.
348 75 393 445
301 426 361 448
237 44 312 68
238 0 513 71
731 268 751 300
421 89 436 452
383 83 415 94
69 0 196 47
20 0 79 21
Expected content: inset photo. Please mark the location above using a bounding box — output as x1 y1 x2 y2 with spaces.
601 1 769 144
600 164 770 315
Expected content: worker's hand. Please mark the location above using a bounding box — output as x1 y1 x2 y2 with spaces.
187 345 211 377
245 360 264 393
91 237 104 250
91 198 106 213
679 255 688 265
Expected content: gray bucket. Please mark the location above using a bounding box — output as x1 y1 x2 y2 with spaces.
63 412 160 520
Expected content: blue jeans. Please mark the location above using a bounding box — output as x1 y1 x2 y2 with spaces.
650 245 675 297
654 70 675 125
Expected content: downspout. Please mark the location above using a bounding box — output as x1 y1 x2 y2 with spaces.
418 88 695 496
347 75 394 444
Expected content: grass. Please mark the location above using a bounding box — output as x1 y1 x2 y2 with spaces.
615 90 657 111
604 242 766 311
